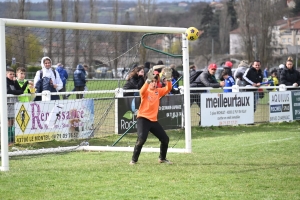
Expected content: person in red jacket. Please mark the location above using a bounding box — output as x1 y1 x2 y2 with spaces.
130 67 173 165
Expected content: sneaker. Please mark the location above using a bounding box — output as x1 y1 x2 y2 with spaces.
158 159 173 164
129 160 137 165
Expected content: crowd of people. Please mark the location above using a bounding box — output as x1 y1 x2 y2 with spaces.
189 57 300 125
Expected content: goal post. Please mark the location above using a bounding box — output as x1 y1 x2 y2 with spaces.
0 18 192 171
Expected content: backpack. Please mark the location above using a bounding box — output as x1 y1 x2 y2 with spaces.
190 70 203 84
34 69 59 101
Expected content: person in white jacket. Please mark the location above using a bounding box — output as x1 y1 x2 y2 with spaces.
34 56 63 100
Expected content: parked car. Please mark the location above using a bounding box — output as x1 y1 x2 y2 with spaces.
95 67 113 78
113 67 130 78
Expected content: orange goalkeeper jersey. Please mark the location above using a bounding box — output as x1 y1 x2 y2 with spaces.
137 81 172 121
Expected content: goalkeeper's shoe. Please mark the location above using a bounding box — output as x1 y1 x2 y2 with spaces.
158 159 173 164
129 160 137 165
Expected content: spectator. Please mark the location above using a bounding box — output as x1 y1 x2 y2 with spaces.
157 60 164 65
222 70 235 93
219 61 233 81
123 66 145 96
55 63 69 99
280 56 300 90
243 60 263 112
73 64 86 99
34 57 63 101
268 71 279 91
234 60 249 79
169 64 180 88
235 72 247 92
191 63 225 125
16 67 34 102
7 67 31 144
190 65 196 76
264 67 268 78
278 64 285 78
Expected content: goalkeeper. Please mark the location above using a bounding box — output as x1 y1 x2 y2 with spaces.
130 67 173 165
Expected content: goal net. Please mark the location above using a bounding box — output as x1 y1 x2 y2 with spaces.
0 19 192 171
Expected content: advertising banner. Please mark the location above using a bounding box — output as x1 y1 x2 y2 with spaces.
15 99 94 144
269 91 292 122
200 92 254 126
291 91 300 120
117 95 183 134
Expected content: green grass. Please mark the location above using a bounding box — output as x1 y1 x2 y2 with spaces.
1 122 300 200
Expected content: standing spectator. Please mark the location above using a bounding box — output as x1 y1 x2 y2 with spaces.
123 66 145 96
191 63 225 125
280 57 300 90
55 63 68 99
129 67 173 165
278 64 285 78
170 64 181 88
34 57 63 101
157 60 164 65
243 60 263 112
16 67 34 102
219 61 233 81
234 60 249 79
222 70 235 93
73 64 86 99
7 67 31 144
268 71 279 91
264 67 269 78
83 64 89 96
190 65 196 76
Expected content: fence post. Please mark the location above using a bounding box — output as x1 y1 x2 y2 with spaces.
232 85 239 93
115 88 123 134
42 90 51 101
279 84 287 91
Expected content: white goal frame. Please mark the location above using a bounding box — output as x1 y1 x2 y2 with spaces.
0 18 192 171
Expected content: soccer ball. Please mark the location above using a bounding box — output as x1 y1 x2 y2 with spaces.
185 27 200 41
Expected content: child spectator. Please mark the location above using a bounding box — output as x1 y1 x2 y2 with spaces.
268 71 279 91
7 67 31 143
55 63 68 99
222 70 235 93
16 67 34 102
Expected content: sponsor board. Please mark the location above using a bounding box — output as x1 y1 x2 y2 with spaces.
15 99 94 143
269 91 292 122
291 91 300 120
200 92 254 126
117 95 182 134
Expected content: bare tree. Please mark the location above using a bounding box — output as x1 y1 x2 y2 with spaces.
88 0 97 72
61 0 68 66
47 0 54 59
237 0 282 66
112 0 119 75
135 0 158 64
73 0 80 68
219 3 231 54
18 0 26 68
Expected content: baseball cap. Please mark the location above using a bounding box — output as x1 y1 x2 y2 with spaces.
208 63 217 70
279 64 285 69
225 61 233 68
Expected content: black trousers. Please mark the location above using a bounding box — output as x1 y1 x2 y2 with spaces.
131 117 169 162
75 86 84 99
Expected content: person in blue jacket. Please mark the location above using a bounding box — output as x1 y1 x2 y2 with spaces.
55 63 69 99
222 71 235 93
73 64 86 99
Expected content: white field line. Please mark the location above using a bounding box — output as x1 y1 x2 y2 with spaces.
242 137 297 147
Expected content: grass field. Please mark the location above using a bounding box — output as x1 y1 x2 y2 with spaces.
1 122 299 200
